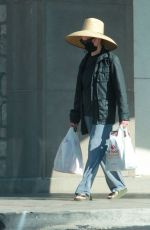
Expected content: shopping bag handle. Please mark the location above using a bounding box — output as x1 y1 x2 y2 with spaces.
111 126 129 138
119 126 131 137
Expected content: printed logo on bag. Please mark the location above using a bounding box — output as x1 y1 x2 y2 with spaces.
108 143 120 158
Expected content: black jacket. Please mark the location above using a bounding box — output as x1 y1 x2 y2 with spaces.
70 49 129 135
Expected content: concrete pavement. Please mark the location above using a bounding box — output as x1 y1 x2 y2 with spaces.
0 176 150 230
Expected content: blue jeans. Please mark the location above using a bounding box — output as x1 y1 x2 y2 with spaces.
75 116 126 195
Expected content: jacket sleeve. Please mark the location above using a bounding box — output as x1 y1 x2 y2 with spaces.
70 61 83 124
112 55 130 122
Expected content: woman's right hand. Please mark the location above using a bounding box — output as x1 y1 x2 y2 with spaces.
70 122 78 131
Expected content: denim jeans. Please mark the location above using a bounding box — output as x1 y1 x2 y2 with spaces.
75 116 126 195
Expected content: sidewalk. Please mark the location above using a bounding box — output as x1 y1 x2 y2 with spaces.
0 176 150 230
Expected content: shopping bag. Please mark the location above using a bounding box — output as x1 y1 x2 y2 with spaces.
105 127 137 171
53 127 84 175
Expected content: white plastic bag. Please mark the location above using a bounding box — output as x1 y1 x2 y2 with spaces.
53 127 84 175
105 127 137 171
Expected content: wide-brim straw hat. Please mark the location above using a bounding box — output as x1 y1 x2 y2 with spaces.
65 18 117 51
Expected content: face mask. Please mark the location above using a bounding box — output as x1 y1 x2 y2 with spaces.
80 38 97 53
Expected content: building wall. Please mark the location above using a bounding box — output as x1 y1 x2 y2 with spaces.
133 0 150 175
0 1 51 194
0 0 134 194
0 3 7 177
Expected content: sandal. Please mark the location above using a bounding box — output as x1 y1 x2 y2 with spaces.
74 193 92 201
107 188 127 199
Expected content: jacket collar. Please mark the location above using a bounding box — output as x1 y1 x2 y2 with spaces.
96 47 109 62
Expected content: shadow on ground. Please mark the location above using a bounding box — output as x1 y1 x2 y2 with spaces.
0 193 150 201
49 193 150 200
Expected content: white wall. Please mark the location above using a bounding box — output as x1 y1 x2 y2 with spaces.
134 0 150 175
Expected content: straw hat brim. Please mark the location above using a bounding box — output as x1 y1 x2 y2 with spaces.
65 30 117 51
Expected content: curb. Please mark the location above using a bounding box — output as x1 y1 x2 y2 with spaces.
1 209 150 230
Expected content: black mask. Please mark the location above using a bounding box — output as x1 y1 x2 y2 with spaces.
80 38 97 53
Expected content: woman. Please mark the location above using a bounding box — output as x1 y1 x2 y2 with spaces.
65 18 129 200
